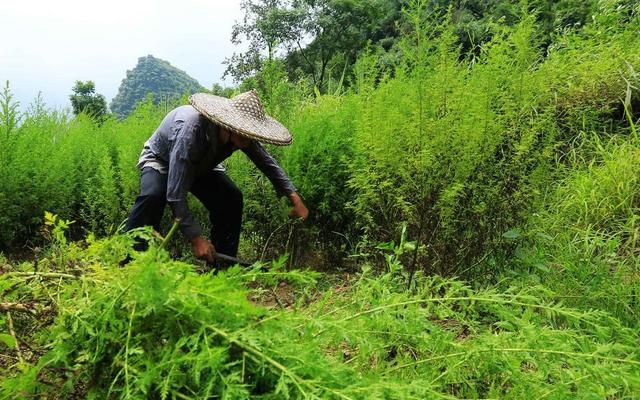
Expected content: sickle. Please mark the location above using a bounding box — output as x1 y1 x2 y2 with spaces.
212 252 253 268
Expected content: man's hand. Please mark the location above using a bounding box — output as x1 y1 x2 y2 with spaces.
191 235 215 263
288 192 309 221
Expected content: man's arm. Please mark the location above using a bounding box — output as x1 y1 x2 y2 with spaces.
166 128 200 238
243 141 308 220
166 120 215 261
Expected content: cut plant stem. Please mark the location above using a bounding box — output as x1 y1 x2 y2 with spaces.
6 311 24 364
160 219 180 250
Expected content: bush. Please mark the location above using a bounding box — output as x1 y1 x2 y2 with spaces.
520 131 640 326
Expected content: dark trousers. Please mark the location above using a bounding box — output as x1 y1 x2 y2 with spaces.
124 167 243 257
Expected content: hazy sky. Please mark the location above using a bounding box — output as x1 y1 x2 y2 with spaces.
0 0 244 112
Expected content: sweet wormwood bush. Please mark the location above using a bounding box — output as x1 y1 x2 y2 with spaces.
0 236 370 399
343 2 640 276
346 13 548 275
0 108 79 243
305 270 640 398
1 231 639 399
0 97 169 246
277 94 359 261
516 129 640 327
229 93 360 262
507 12 640 325
217 0 640 273
223 63 359 262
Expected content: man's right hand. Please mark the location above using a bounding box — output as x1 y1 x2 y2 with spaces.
191 236 215 263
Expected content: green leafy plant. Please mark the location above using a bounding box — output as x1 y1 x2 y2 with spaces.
1 231 639 399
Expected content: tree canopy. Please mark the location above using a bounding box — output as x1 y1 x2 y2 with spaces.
69 80 107 119
224 0 610 94
224 0 399 92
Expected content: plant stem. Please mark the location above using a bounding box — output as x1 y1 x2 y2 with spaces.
160 219 180 250
338 296 597 326
124 302 137 397
5 271 77 279
0 302 36 315
385 347 640 374
6 311 24 364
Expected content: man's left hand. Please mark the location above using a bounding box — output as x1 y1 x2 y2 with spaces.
288 192 309 221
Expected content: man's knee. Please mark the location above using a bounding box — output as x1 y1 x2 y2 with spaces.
142 189 166 205
139 170 167 205
213 184 243 219
230 185 244 210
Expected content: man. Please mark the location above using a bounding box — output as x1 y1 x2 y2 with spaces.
124 90 308 263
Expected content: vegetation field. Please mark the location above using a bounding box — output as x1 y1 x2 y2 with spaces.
1 1 639 398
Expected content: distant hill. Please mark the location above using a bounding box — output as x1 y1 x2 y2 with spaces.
110 55 205 118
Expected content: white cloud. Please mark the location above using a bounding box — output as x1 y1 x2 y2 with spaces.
0 0 243 111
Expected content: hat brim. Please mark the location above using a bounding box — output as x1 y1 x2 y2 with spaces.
189 93 292 146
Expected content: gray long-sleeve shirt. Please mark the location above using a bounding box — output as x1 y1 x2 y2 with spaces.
137 105 296 238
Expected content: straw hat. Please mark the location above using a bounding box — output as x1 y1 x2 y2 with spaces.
189 90 292 146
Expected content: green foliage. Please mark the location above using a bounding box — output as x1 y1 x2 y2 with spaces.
224 0 302 81
228 0 611 94
284 0 397 92
210 83 236 98
517 131 640 326
0 80 20 138
110 55 205 119
2 4 640 396
0 98 165 247
323 1 638 275
81 154 124 235
346 9 552 274
69 80 108 119
2 1 639 276
43 211 74 247
226 0 402 93
1 231 638 398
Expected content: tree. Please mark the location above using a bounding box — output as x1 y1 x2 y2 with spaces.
224 0 304 83
0 81 21 138
69 80 107 119
288 0 399 91
224 0 399 92
210 83 236 98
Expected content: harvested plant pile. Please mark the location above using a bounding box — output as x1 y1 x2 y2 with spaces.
1 226 638 399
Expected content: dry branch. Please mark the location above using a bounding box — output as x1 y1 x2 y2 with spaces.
6 312 24 364
0 302 37 315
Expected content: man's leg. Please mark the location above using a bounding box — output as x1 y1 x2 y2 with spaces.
124 167 168 250
191 170 243 257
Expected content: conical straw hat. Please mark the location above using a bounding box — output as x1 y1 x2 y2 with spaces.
189 90 292 145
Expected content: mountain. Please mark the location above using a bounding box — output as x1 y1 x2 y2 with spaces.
110 55 205 118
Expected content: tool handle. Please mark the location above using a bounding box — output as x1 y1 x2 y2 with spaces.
213 252 252 267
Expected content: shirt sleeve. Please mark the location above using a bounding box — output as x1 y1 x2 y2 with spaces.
243 141 297 197
166 119 202 239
